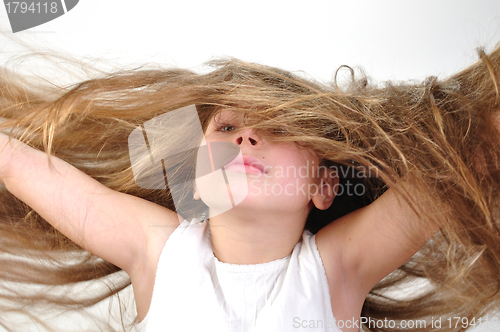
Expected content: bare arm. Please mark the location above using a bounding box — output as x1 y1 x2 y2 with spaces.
0 133 179 274
316 186 436 297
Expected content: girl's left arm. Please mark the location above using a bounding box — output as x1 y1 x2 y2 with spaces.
316 185 436 297
316 45 500 322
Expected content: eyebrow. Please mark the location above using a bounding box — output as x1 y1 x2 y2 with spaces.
211 113 245 127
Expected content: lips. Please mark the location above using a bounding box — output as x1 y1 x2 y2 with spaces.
224 155 266 174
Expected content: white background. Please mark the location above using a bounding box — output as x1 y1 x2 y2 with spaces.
1 0 500 331
1 0 500 83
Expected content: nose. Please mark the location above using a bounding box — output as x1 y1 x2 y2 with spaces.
235 128 260 146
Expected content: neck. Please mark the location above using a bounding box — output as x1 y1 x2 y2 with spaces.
208 206 308 265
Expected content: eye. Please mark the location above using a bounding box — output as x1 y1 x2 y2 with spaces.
273 128 287 135
218 124 237 132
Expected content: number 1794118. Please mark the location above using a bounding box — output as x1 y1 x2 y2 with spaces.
5 1 58 14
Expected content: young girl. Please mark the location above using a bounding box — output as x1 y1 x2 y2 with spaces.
0 45 499 332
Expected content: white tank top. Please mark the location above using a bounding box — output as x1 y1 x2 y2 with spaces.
135 218 340 332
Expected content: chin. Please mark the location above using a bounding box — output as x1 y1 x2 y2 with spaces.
197 173 249 218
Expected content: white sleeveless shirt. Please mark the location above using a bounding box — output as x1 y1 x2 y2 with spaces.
135 218 340 332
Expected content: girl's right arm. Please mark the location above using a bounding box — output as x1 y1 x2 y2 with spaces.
0 133 180 275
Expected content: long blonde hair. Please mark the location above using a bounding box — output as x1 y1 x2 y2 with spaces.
0 45 499 331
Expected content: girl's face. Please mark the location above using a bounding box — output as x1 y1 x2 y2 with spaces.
195 111 331 218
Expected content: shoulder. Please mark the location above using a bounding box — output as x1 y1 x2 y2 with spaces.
131 217 208 282
132 217 200 274
130 218 209 322
129 217 188 322
314 217 368 326
314 188 434 317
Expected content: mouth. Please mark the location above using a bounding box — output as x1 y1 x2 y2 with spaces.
224 155 266 174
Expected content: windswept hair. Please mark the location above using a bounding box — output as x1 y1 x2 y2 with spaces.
0 45 499 331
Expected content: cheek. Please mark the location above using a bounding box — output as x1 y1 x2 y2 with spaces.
246 164 316 202
269 152 320 199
